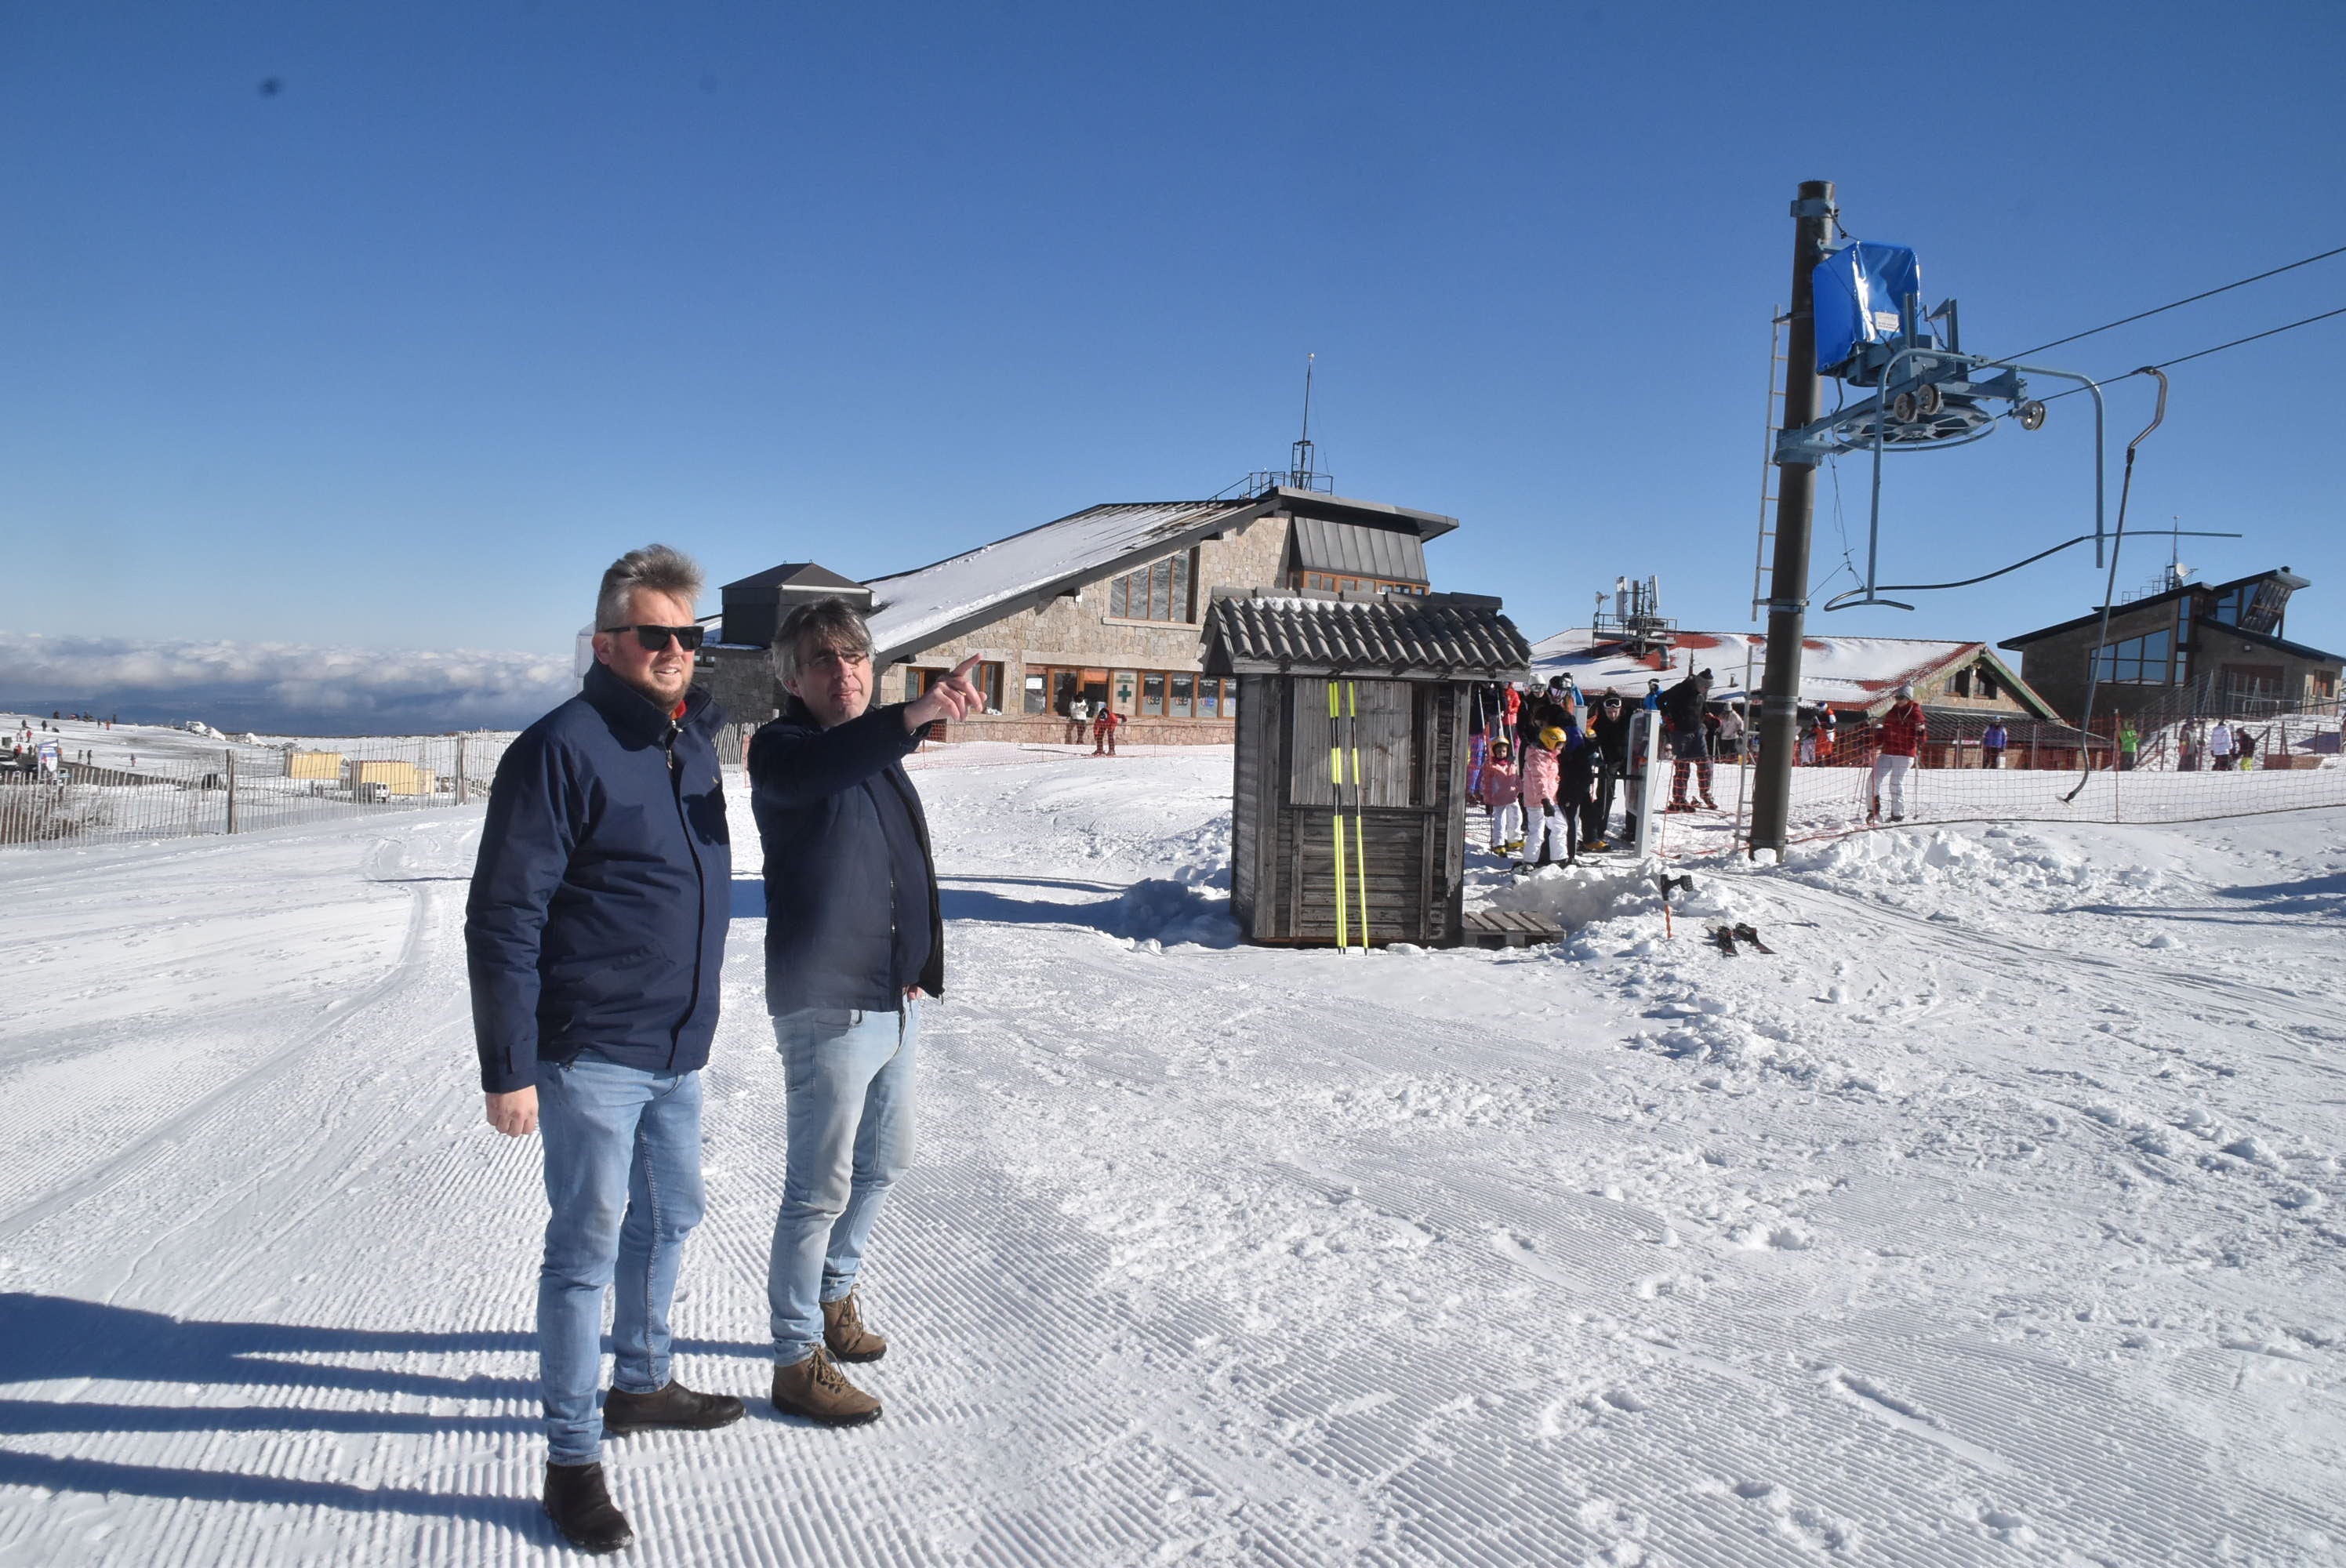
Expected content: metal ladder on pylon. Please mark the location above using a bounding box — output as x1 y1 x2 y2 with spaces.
1749 307 1789 622
1734 307 1789 853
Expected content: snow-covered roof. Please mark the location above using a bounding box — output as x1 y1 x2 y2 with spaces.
1204 592 1530 681
859 488 1464 666
1529 628 2056 717
863 499 1260 664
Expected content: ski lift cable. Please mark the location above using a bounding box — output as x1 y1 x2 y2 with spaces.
2005 242 2346 361
1828 524 2239 600
1825 456 1860 583
2032 302 2346 405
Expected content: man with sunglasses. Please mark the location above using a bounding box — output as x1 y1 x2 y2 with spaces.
468 543 739 1555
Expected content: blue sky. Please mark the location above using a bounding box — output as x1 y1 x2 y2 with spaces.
2 2 2341 722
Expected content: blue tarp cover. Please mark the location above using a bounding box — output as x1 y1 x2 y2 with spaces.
1814 241 1921 373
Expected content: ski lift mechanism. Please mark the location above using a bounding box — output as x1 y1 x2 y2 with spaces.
1791 240 2048 459
1776 230 2112 611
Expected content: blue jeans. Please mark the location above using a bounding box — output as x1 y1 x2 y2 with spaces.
768 1003 918 1366
536 1054 706 1465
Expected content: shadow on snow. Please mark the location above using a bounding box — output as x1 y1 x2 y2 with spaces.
0 1293 765 1541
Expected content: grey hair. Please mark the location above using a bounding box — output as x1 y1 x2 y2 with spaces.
774 597 875 686
595 544 705 630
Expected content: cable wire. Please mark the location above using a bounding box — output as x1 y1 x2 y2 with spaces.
2034 303 2346 405
2006 243 2346 360
2149 303 2346 368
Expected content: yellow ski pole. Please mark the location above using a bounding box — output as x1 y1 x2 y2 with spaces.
1347 681 1369 948
1328 683 1348 949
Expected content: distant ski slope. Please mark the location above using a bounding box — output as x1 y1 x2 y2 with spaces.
1 750 2340 1564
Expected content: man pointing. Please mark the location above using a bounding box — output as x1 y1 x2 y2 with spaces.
750 601 978 1425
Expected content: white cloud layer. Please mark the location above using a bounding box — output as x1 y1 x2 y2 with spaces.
0 631 579 733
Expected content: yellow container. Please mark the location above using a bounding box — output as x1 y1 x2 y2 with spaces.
343 760 436 796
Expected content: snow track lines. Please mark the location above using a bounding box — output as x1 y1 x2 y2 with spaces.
0 837 443 1252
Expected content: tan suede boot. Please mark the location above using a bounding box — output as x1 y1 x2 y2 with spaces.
822 1292 888 1363
772 1348 881 1427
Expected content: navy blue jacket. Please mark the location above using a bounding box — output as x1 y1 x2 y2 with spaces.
466 663 732 1093
749 697 944 1014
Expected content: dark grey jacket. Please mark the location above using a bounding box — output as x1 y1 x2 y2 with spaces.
749 697 943 1014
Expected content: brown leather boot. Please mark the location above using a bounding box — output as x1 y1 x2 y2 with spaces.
822 1292 888 1363
772 1348 881 1427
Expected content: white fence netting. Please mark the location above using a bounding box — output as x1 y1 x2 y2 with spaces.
1 731 522 850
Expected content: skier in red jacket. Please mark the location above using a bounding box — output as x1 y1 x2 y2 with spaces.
1868 685 1926 822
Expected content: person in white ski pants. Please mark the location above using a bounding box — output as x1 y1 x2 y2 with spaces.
1868 753 1912 819
1481 740 1523 853
1526 804 1571 863
1867 687 1926 822
1518 727 1568 865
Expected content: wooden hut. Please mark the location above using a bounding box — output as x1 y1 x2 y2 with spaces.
1203 589 1531 948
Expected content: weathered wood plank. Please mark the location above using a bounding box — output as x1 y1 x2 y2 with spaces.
1461 908 1565 949
1288 678 1414 808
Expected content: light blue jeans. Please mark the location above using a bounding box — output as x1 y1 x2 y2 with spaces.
768 1002 918 1366
536 1054 706 1465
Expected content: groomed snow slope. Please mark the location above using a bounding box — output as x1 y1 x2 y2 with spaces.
1 748 2341 1565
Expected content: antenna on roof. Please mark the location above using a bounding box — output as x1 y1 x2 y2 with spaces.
1288 353 1318 489
1215 355 1337 499
2165 517 2192 590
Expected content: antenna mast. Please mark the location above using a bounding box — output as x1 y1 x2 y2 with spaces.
1289 353 1317 488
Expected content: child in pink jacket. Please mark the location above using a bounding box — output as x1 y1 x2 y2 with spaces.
1519 724 1565 866
1482 739 1522 853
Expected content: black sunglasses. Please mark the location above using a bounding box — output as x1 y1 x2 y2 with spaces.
600 624 706 652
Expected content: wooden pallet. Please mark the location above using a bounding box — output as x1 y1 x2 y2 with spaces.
1461 908 1566 949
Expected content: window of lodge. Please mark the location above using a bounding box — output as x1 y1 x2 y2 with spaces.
1108 551 1196 622
910 662 1003 710
1123 670 1238 719
1025 664 1235 720
2094 630 2172 685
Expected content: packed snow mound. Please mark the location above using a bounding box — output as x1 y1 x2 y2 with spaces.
1109 877 1239 949
1786 824 2174 902
1487 859 1749 930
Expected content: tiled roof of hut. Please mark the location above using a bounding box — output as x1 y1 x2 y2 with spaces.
1204 591 1531 681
